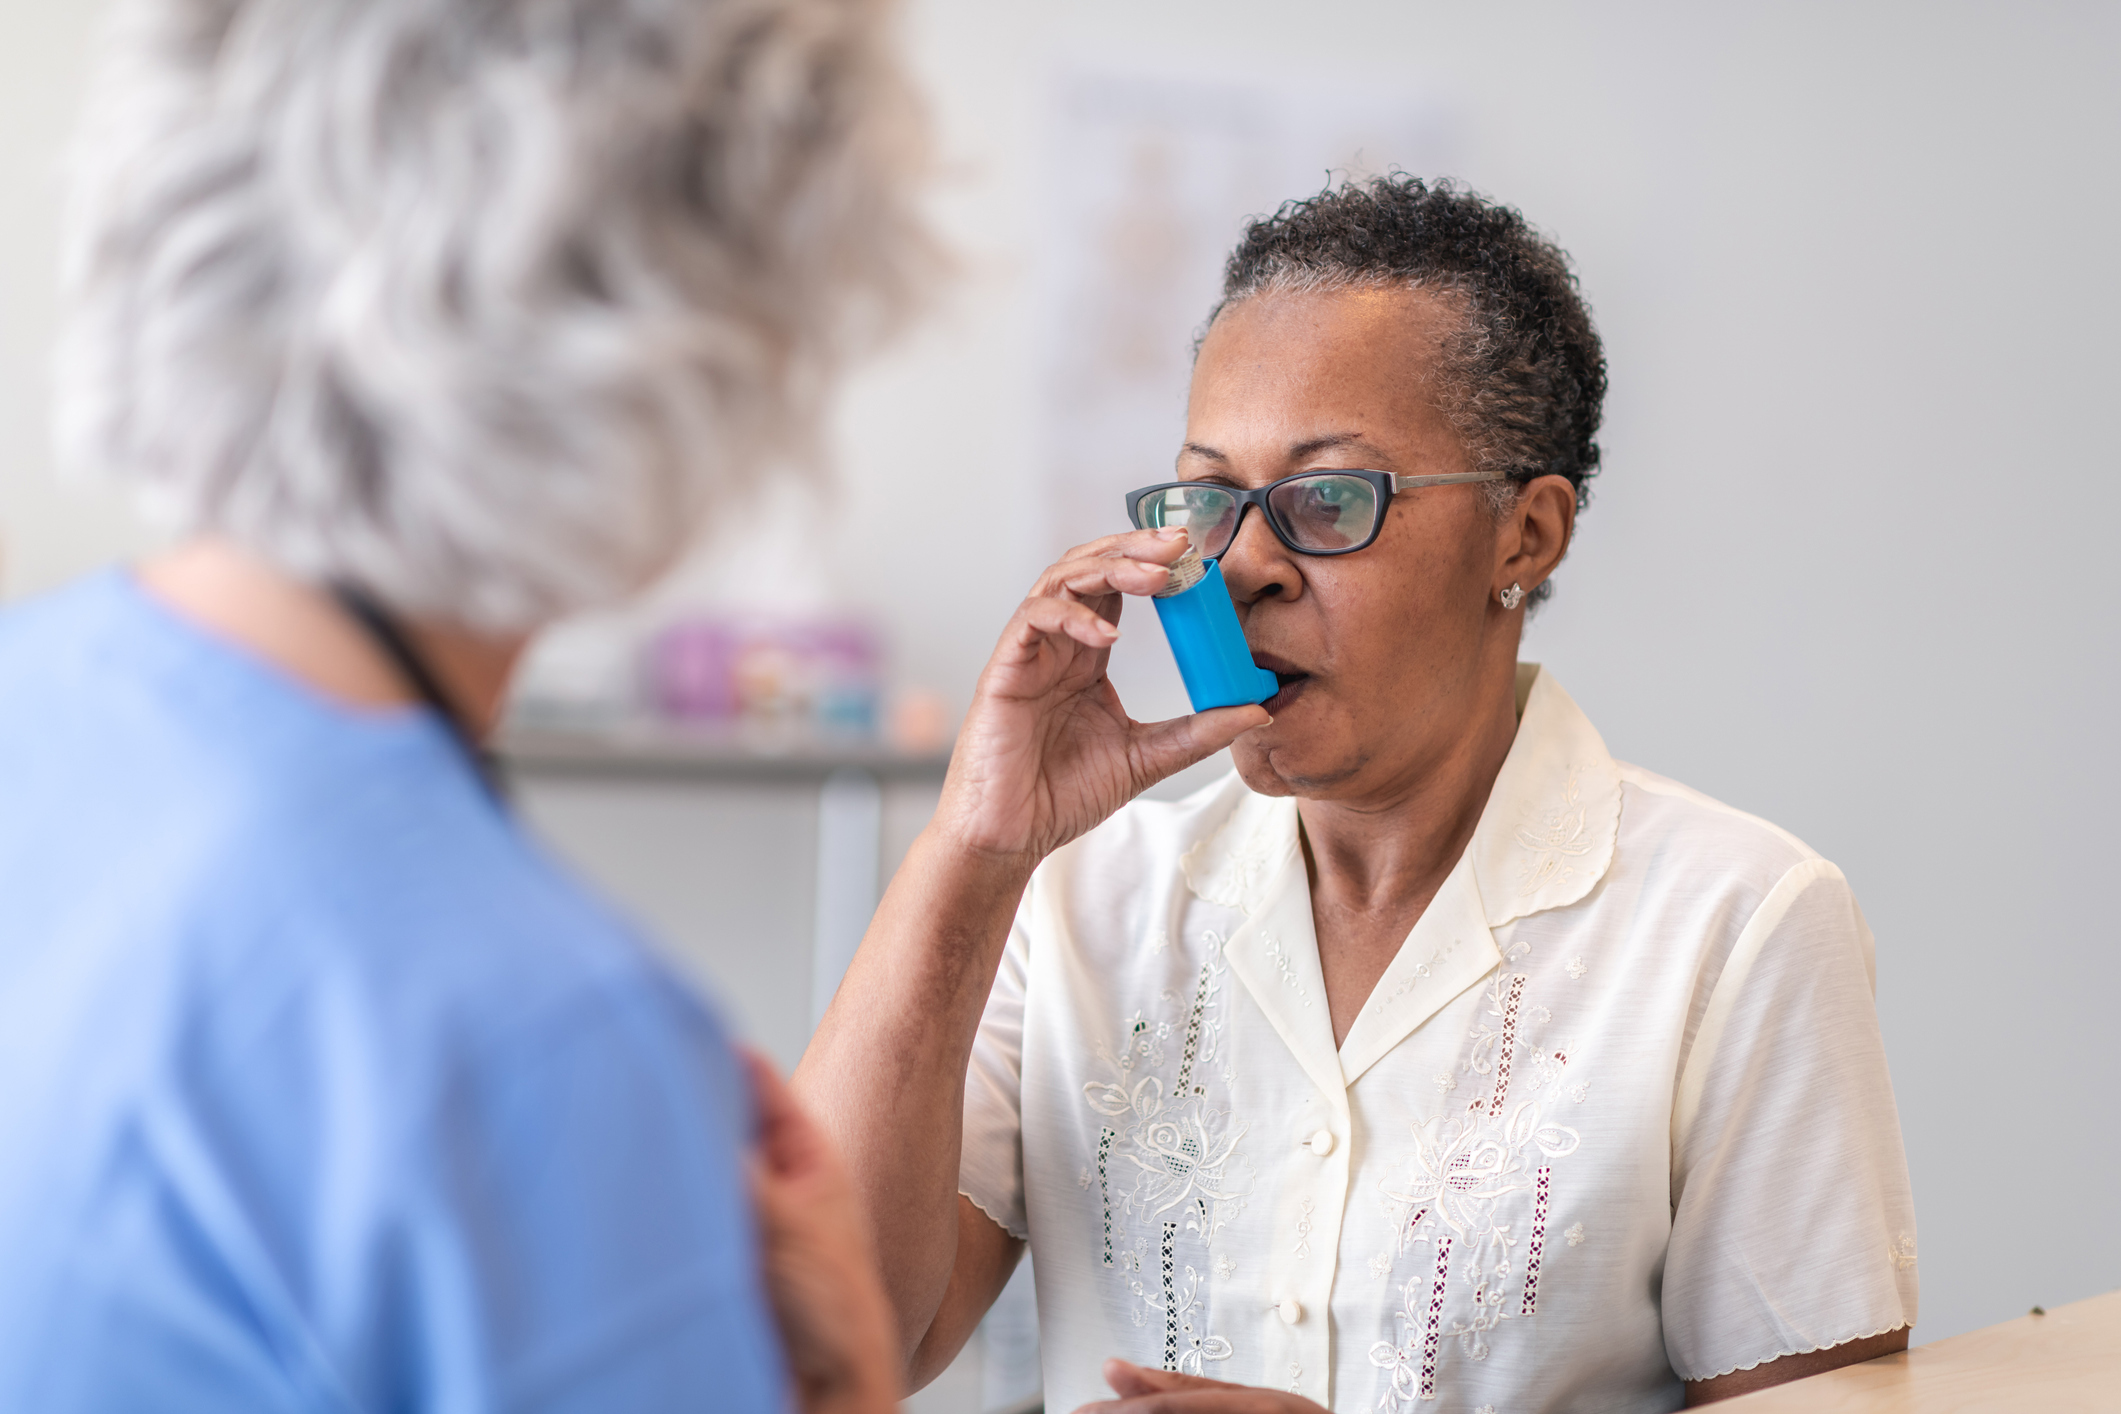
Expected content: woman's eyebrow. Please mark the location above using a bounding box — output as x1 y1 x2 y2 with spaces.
1287 432 1380 460
1180 432 1381 465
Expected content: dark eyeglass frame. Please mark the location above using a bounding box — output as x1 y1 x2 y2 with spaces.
1124 467 1508 559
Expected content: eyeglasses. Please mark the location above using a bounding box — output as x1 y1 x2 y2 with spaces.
1124 467 1507 560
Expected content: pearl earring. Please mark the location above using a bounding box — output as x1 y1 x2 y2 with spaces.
1499 582 1525 610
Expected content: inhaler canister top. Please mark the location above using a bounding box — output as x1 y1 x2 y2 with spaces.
1149 546 1281 713
1153 546 1211 599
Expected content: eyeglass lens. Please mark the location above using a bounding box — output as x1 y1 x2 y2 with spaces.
1137 474 1382 557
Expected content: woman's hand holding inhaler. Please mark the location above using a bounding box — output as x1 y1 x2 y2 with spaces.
934 528 1271 871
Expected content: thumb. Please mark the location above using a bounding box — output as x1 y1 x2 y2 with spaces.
1128 704 1272 788
1102 1358 1243 1397
738 1045 817 1179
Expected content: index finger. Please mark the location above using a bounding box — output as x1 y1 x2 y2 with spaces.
1057 526 1193 566
1032 529 1200 604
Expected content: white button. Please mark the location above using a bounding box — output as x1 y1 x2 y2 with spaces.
1278 1298 1303 1325
1306 1129 1335 1156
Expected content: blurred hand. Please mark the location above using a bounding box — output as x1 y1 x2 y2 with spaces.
743 1048 899 1414
1073 1359 1332 1413
937 528 1271 865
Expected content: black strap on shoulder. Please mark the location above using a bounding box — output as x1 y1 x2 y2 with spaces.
328 582 503 803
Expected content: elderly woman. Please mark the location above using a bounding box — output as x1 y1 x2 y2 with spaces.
802 178 1918 1411
0 0 925 1409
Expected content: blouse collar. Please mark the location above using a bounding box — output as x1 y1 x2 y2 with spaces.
1178 664 1622 1094
1468 663 1623 929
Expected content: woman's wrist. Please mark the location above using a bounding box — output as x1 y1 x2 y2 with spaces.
912 816 1043 901
793 1314 901 1414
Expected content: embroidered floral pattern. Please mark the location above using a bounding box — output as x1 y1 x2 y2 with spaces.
1888 1234 1917 1269
1514 770 1598 898
1178 803 1282 911
1175 959 1213 1094
1097 1127 1118 1266
1260 932 1315 1009
1421 1235 1453 1399
1085 940 1249 1370
1119 1215 1236 1374
1520 1166 1552 1315
1160 1223 1179 1368
1487 976 1528 1116
1365 945 1451 1022
1369 1234 1455 1410
1369 961 1586 1402
1072 818 1633 1410
1463 943 1532 1097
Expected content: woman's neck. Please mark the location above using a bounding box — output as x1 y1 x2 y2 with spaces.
135 540 527 736
1298 666 1523 1045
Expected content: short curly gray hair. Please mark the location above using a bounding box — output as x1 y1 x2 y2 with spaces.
1209 177 1605 609
58 0 930 632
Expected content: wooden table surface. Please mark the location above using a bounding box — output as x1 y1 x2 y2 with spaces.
1722 1289 2121 1412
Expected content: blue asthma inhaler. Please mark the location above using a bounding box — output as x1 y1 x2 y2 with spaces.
1149 546 1281 712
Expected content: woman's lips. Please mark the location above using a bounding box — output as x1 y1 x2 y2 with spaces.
1251 653 1311 714
1262 673 1310 714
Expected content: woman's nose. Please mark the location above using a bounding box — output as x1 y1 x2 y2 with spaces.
1218 505 1300 606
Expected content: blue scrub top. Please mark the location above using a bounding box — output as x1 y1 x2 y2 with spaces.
0 573 788 1412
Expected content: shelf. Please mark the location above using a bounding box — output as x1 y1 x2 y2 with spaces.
494 721 954 785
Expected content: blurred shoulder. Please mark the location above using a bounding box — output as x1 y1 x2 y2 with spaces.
125 708 730 1111
265 781 711 1061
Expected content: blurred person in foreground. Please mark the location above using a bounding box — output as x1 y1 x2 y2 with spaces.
0 0 928 1408
802 178 1919 1411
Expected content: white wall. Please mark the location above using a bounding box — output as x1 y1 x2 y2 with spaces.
5 0 2116 1354
0 3 161 594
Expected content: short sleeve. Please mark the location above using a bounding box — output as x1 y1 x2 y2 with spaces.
1663 858 1918 1382
959 896 1034 1242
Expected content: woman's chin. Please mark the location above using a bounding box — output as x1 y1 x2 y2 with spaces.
1232 695 1367 796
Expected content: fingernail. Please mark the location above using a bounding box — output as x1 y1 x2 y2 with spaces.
1154 527 1187 540
1101 620 1121 637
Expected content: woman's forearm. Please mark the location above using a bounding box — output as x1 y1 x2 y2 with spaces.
792 825 1033 1359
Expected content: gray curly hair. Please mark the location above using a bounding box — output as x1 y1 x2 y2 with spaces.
57 0 930 632
1209 177 1604 610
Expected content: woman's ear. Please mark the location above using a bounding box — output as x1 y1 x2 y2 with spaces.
1497 474 1577 597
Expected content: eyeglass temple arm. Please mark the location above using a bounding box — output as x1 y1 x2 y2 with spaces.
1390 469 1510 491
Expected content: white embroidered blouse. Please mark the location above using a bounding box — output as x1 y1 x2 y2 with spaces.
958 666 1918 1413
